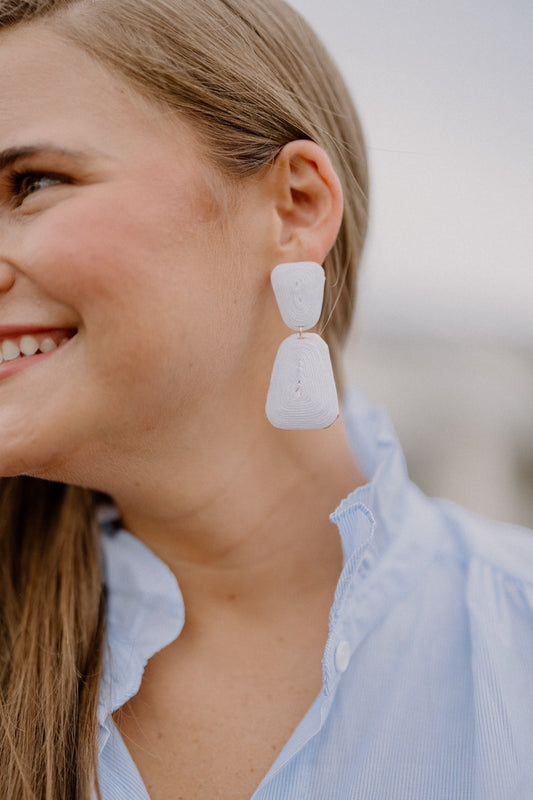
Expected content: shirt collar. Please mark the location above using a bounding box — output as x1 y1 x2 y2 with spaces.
98 523 185 737
322 387 412 696
332 387 410 559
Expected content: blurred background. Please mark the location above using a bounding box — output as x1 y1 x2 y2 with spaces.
289 0 533 526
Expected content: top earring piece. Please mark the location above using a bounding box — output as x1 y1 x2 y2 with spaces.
270 262 325 331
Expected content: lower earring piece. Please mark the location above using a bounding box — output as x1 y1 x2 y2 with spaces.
266 332 339 430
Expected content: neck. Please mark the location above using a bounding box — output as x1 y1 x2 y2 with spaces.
109 412 366 625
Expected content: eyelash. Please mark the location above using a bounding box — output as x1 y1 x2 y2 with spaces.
7 168 72 206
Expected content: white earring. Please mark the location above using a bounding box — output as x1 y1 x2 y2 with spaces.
265 262 339 430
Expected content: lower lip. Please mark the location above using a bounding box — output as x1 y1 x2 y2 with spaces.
0 343 68 382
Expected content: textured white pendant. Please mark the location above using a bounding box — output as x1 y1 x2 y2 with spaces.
266 333 339 429
270 262 325 330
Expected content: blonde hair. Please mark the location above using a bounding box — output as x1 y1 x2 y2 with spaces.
0 1 369 797
0 479 104 800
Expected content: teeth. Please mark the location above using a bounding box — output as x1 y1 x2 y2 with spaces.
39 337 57 353
2 339 21 361
19 335 39 356
0 332 71 364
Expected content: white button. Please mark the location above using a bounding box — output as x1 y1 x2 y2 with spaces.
335 640 351 673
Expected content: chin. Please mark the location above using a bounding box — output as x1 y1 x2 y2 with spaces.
0 431 74 484
0 454 59 482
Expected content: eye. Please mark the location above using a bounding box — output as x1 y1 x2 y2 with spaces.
9 170 69 206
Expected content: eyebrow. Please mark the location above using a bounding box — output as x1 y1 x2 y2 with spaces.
0 144 97 172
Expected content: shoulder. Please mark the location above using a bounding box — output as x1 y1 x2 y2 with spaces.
427 492 533 587
340 386 533 641
400 490 533 672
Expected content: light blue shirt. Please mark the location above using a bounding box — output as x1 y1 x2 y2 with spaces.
97 390 533 799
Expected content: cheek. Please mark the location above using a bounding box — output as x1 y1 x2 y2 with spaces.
19 181 255 385
19 189 206 320
23 198 156 296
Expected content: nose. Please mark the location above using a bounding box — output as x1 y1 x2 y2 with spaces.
0 259 16 293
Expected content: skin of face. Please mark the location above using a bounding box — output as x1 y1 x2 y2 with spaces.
0 22 281 489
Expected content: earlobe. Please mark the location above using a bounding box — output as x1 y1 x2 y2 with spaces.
273 140 343 263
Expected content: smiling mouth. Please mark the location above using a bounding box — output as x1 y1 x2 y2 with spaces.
0 329 76 365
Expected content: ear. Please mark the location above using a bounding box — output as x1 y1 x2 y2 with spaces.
270 140 343 264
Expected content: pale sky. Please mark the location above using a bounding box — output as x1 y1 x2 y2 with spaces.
289 0 533 347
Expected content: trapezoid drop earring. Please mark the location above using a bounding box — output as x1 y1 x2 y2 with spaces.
265 261 339 430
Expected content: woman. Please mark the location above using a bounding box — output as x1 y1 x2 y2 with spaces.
0 1 532 799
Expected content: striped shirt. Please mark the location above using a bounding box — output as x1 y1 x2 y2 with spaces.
97 389 533 799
